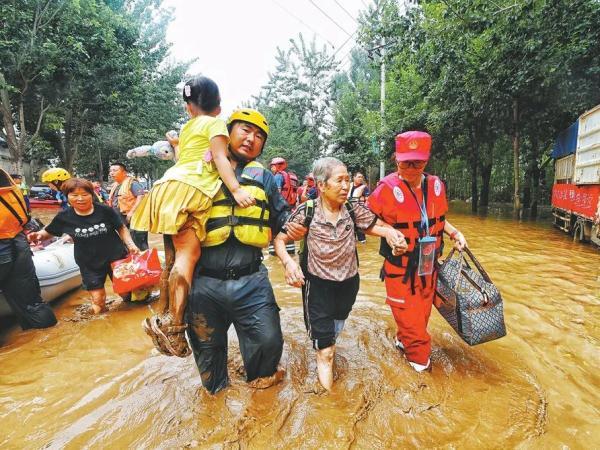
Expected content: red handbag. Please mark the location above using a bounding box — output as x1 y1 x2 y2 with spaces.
111 248 162 295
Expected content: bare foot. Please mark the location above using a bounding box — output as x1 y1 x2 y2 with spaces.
302 379 329 395
91 303 107 314
316 346 335 391
247 366 285 389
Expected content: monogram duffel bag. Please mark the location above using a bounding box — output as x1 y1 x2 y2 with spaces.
435 247 506 345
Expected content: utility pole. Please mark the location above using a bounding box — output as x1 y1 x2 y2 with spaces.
379 36 386 181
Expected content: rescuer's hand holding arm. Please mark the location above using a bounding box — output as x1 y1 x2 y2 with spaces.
285 222 307 241
274 231 305 287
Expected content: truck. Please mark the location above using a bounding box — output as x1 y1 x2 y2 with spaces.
551 104 600 247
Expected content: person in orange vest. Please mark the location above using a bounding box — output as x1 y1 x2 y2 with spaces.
367 131 468 372
0 169 57 330
108 162 148 251
270 157 298 208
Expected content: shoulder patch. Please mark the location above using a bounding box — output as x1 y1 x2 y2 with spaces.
434 178 442 197
393 186 404 203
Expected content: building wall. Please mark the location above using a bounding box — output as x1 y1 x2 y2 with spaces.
0 143 45 186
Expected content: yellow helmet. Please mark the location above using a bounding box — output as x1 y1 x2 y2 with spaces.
41 167 71 183
227 108 269 137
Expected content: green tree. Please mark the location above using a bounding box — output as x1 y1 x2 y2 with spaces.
255 34 338 175
0 0 65 172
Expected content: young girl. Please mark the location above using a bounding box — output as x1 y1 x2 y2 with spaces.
274 157 407 391
28 178 140 314
131 75 254 357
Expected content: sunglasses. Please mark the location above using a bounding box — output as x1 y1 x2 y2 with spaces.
398 160 427 169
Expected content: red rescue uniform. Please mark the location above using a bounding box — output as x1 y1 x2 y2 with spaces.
368 173 448 366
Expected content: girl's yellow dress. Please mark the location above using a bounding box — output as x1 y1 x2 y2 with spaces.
131 115 229 241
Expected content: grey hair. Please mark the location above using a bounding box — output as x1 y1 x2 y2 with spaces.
312 157 346 184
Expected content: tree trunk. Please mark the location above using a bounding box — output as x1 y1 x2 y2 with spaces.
97 147 103 181
523 165 532 209
480 162 492 208
469 128 479 212
470 157 478 213
512 99 521 212
531 161 540 218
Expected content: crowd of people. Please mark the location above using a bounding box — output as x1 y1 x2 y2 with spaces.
0 74 468 393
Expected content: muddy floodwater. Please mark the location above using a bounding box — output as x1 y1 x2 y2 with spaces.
1 204 599 449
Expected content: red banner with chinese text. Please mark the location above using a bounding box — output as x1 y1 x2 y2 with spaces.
551 184 600 219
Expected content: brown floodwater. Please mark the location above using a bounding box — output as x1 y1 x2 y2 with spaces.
1 204 599 448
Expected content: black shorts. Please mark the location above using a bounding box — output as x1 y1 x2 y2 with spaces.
80 264 113 291
302 272 360 350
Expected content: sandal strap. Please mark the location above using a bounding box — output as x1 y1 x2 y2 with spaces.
163 324 187 334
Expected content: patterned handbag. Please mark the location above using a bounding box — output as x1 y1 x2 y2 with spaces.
435 247 506 345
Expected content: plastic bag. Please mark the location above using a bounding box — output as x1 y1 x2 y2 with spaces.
111 248 162 295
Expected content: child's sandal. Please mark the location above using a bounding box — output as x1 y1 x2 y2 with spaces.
142 317 173 356
144 314 191 358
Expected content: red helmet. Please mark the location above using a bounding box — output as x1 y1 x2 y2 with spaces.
270 157 287 169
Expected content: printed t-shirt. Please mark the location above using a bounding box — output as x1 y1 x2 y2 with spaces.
157 115 229 198
286 198 378 281
45 203 127 270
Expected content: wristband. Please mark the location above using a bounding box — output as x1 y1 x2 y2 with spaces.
450 230 459 240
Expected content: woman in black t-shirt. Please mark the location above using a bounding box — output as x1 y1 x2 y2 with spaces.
28 178 140 314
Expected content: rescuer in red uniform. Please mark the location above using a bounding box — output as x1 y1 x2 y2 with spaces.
368 131 467 372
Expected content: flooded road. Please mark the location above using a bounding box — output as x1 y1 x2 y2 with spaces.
1 204 599 448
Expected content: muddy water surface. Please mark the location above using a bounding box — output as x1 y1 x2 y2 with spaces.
0 205 599 449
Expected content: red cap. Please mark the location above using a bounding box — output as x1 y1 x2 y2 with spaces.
395 131 431 161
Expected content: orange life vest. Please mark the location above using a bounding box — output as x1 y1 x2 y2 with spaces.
0 170 30 239
372 173 448 277
109 176 138 214
279 170 298 207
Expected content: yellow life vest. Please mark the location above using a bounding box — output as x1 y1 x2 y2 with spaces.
0 169 29 239
203 161 271 248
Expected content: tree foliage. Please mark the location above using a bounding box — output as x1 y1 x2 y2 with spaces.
327 0 600 213
254 35 338 176
0 0 187 180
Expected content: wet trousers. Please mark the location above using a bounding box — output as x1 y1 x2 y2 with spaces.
0 233 57 329
384 260 436 366
186 265 284 394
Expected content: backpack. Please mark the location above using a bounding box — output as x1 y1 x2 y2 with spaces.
298 199 359 271
280 170 299 207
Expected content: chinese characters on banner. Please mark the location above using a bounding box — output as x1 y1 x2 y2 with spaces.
552 184 600 219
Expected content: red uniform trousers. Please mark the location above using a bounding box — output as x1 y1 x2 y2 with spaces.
383 260 436 366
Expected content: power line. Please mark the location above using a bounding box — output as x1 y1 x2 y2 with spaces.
271 0 336 47
308 0 354 37
332 29 358 59
333 0 358 23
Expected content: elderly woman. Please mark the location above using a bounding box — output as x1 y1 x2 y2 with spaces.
367 131 467 373
274 157 406 390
